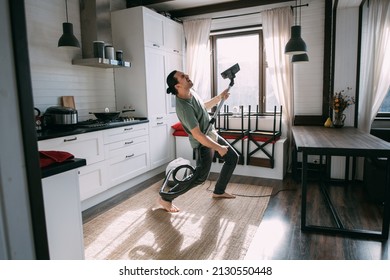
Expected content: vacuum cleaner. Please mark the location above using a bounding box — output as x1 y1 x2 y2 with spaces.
160 63 240 197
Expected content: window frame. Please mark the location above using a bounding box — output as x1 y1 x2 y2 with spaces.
209 27 267 113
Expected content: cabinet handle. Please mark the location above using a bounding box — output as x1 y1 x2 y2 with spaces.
156 116 163 120
125 141 134 145
64 137 77 142
124 127 133 131
126 154 135 159
157 122 164 125
153 43 160 48
173 49 179 53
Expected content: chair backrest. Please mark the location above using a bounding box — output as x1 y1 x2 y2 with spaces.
247 105 283 136
216 105 245 133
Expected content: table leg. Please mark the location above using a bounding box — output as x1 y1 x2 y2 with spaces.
301 152 308 229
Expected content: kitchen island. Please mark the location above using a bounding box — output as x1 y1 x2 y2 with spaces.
41 158 86 259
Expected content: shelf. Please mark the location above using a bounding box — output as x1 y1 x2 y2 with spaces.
72 58 131 68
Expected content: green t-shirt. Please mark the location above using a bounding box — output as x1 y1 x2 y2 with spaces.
175 92 213 148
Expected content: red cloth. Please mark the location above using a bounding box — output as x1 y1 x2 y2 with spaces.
39 150 75 168
172 122 188 136
173 130 188 137
171 122 184 131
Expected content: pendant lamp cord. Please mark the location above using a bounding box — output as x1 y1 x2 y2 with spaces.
65 0 69 23
299 0 302 26
294 0 297 25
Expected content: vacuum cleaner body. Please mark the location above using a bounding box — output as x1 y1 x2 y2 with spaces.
160 63 240 197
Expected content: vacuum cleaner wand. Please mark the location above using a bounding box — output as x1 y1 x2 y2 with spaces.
205 63 240 135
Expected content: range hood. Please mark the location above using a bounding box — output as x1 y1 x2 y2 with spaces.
74 0 130 68
80 0 113 58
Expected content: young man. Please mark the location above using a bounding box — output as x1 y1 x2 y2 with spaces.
159 70 239 212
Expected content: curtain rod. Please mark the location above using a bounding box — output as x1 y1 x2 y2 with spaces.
212 11 263 20
211 3 309 20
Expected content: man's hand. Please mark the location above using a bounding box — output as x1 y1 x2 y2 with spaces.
217 145 229 157
219 89 230 100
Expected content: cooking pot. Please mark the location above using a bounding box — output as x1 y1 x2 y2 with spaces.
44 106 78 127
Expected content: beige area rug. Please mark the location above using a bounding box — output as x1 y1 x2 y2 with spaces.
83 180 272 260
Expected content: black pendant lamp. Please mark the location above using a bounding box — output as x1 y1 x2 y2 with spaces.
58 0 80 48
292 53 309 63
285 0 308 55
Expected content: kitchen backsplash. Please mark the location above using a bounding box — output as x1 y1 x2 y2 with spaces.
25 0 125 121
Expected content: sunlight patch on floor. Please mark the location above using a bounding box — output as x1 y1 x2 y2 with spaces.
84 207 150 259
244 218 288 260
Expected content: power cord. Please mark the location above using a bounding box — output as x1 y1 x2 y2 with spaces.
204 181 297 198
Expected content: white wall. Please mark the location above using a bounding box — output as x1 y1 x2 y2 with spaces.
25 0 116 121
293 0 325 115
333 6 359 127
331 5 360 179
0 1 36 259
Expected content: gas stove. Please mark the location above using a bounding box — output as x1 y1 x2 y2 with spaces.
76 117 146 128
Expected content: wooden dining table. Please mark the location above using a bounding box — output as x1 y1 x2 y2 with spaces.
292 126 390 239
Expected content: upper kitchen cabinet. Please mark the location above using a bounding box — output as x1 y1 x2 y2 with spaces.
143 8 184 54
111 6 184 117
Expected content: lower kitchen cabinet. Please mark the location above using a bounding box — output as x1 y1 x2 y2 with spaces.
38 131 104 165
78 161 107 201
39 123 152 203
105 140 150 187
42 168 84 259
103 123 150 187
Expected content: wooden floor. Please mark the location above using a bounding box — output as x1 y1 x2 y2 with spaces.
83 172 390 260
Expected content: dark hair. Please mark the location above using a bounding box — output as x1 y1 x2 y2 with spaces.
166 70 178 95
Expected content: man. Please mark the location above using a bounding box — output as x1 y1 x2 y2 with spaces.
159 70 239 212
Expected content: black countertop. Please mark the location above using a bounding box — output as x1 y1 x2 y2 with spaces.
41 158 86 179
37 119 149 141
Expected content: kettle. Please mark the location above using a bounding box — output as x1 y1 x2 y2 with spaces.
34 107 42 131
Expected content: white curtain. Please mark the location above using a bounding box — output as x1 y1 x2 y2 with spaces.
358 0 390 132
262 7 294 168
262 7 293 134
183 18 212 100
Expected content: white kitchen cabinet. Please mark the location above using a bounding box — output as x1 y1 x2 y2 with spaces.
38 131 104 165
112 6 183 169
112 6 184 117
105 139 149 187
38 131 106 202
143 7 183 54
145 47 167 118
149 115 171 169
104 123 150 187
103 123 149 144
165 51 183 113
143 9 165 49
42 169 84 259
78 161 107 201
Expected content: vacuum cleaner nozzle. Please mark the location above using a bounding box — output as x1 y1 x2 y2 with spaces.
221 63 240 80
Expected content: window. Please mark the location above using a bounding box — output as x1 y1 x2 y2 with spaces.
378 88 390 117
210 28 278 113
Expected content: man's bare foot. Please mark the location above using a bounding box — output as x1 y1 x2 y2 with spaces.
212 192 236 199
158 197 180 212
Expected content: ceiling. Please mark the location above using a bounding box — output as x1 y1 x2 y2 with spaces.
125 0 364 18
125 0 293 18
